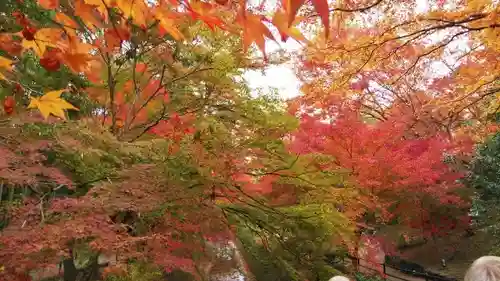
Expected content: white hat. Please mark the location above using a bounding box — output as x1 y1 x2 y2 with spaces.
328 276 350 281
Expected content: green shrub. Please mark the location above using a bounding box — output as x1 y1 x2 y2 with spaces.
355 272 386 281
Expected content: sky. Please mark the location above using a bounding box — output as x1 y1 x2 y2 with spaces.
241 0 305 100
242 28 304 100
240 0 460 101
240 0 428 101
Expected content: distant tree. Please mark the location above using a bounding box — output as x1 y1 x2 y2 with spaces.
468 132 500 253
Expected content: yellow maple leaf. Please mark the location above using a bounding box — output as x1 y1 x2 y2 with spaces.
116 0 147 27
0 56 13 70
27 89 79 120
0 56 13 81
272 9 307 42
21 28 63 57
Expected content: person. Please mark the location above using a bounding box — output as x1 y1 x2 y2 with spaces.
465 256 500 281
328 276 350 281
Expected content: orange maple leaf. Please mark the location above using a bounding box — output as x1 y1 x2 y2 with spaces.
0 34 22 56
74 0 105 30
54 12 79 30
38 0 59 9
83 0 105 6
237 12 275 55
82 0 108 20
52 39 96 73
62 52 92 73
135 63 147 73
104 24 131 50
283 0 330 36
187 1 226 31
85 86 108 104
154 10 184 40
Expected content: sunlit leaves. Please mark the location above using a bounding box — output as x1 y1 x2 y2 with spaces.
74 0 105 30
21 28 63 57
0 0 361 279
154 9 185 40
272 9 307 42
282 0 330 36
187 1 226 31
104 24 131 50
237 12 275 55
54 12 79 36
28 89 79 120
115 0 148 27
290 107 468 228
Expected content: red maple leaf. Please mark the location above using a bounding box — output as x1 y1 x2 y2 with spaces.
3 96 15 115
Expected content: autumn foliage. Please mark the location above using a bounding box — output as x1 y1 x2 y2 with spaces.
0 0 498 280
290 103 471 235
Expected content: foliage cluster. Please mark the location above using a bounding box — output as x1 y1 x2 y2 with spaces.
0 0 498 280
468 132 500 254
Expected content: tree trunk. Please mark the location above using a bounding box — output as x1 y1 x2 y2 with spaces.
63 258 78 281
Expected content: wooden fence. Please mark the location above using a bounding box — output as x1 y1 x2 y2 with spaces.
343 255 457 281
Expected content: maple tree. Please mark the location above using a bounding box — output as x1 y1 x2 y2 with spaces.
285 0 500 267
289 104 472 246
0 0 498 280
0 0 374 279
468 130 500 255
294 0 499 142
0 0 350 128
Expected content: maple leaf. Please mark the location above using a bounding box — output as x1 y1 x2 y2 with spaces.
3 96 15 115
237 12 275 55
40 48 61 72
22 25 37 41
104 25 131 50
54 12 79 36
21 28 63 57
272 9 306 42
37 0 59 9
187 1 226 31
58 41 95 73
135 63 147 73
83 0 106 6
27 89 79 120
85 86 108 104
115 0 148 27
154 10 185 40
0 56 13 80
63 53 92 73
74 0 105 30
0 34 22 56
283 0 329 36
